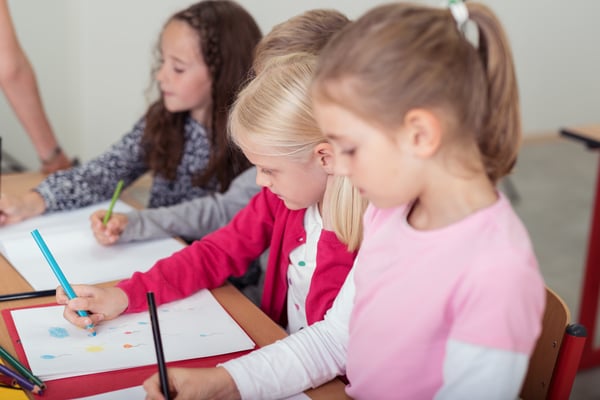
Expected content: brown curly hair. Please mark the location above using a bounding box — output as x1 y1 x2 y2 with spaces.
142 0 261 191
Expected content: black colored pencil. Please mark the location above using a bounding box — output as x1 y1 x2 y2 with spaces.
147 292 170 400
0 289 56 303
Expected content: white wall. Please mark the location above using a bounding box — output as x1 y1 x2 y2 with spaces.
2 0 599 170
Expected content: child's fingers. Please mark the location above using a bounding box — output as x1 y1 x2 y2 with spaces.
92 229 115 246
55 286 69 304
70 284 101 299
89 214 125 246
106 219 124 236
143 373 167 400
62 286 107 329
89 210 106 226
63 285 101 315
62 305 104 329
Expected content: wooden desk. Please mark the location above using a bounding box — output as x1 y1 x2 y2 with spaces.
0 173 349 399
560 124 600 369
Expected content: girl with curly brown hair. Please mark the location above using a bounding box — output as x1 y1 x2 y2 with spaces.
0 0 261 226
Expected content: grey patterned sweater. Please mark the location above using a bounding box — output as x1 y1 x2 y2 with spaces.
36 117 216 212
119 167 259 243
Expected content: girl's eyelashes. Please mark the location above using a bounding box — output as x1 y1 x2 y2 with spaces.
260 168 273 175
330 140 357 156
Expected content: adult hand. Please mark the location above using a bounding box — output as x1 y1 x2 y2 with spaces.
40 150 72 173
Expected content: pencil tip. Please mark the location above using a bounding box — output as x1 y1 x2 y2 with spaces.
86 324 97 337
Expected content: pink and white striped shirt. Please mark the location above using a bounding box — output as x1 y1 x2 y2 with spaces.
224 194 545 399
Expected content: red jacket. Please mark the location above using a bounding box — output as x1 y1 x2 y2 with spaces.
117 187 357 326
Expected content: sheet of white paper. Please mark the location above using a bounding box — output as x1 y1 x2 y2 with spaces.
74 386 146 399
11 290 255 381
0 201 185 290
74 386 311 399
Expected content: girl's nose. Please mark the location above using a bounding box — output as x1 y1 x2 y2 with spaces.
155 64 166 83
255 172 271 188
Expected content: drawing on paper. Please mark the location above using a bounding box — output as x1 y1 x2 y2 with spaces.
85 345 104 353
122 343 144 349
40 354 70 360
48 327 69 338
11 290 255 381
199 332 223 337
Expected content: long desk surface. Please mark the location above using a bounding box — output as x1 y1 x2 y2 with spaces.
0 172 349 399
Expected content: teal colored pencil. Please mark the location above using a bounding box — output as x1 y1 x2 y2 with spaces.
103 179 125 225
30 229 96 336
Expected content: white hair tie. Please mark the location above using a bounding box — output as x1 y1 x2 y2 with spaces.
448 0 469 32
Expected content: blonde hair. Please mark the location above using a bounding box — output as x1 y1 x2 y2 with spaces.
252 9 350 75
313 2 520 183
229 53 365 251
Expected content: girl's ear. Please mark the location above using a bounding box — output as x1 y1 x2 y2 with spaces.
402 109 442 158
314 142 335 175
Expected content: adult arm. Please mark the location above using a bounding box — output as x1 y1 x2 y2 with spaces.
0 0 70 171
119 167 259 242
222 269 355 400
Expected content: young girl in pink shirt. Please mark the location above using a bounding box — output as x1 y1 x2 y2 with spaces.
143 2 545 399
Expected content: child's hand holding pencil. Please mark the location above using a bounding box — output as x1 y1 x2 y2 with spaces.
143 366 241 400
89 209 129 246
56 285 129 329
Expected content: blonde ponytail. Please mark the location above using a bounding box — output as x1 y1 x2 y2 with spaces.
326 176 366 251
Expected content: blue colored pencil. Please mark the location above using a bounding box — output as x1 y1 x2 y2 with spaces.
30 229 96 336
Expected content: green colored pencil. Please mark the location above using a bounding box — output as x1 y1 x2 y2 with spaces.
0 344 45 389
103 179 125 224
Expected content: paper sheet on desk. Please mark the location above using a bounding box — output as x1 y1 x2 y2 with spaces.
75 386 310 399
11 290 255 381
0 200 185 290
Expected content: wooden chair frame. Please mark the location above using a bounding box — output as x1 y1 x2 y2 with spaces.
520 287 587 400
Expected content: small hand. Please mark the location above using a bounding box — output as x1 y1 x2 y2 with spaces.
143 367 241 400
56 285 129 329
0 191 45 226
90 210 128 245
